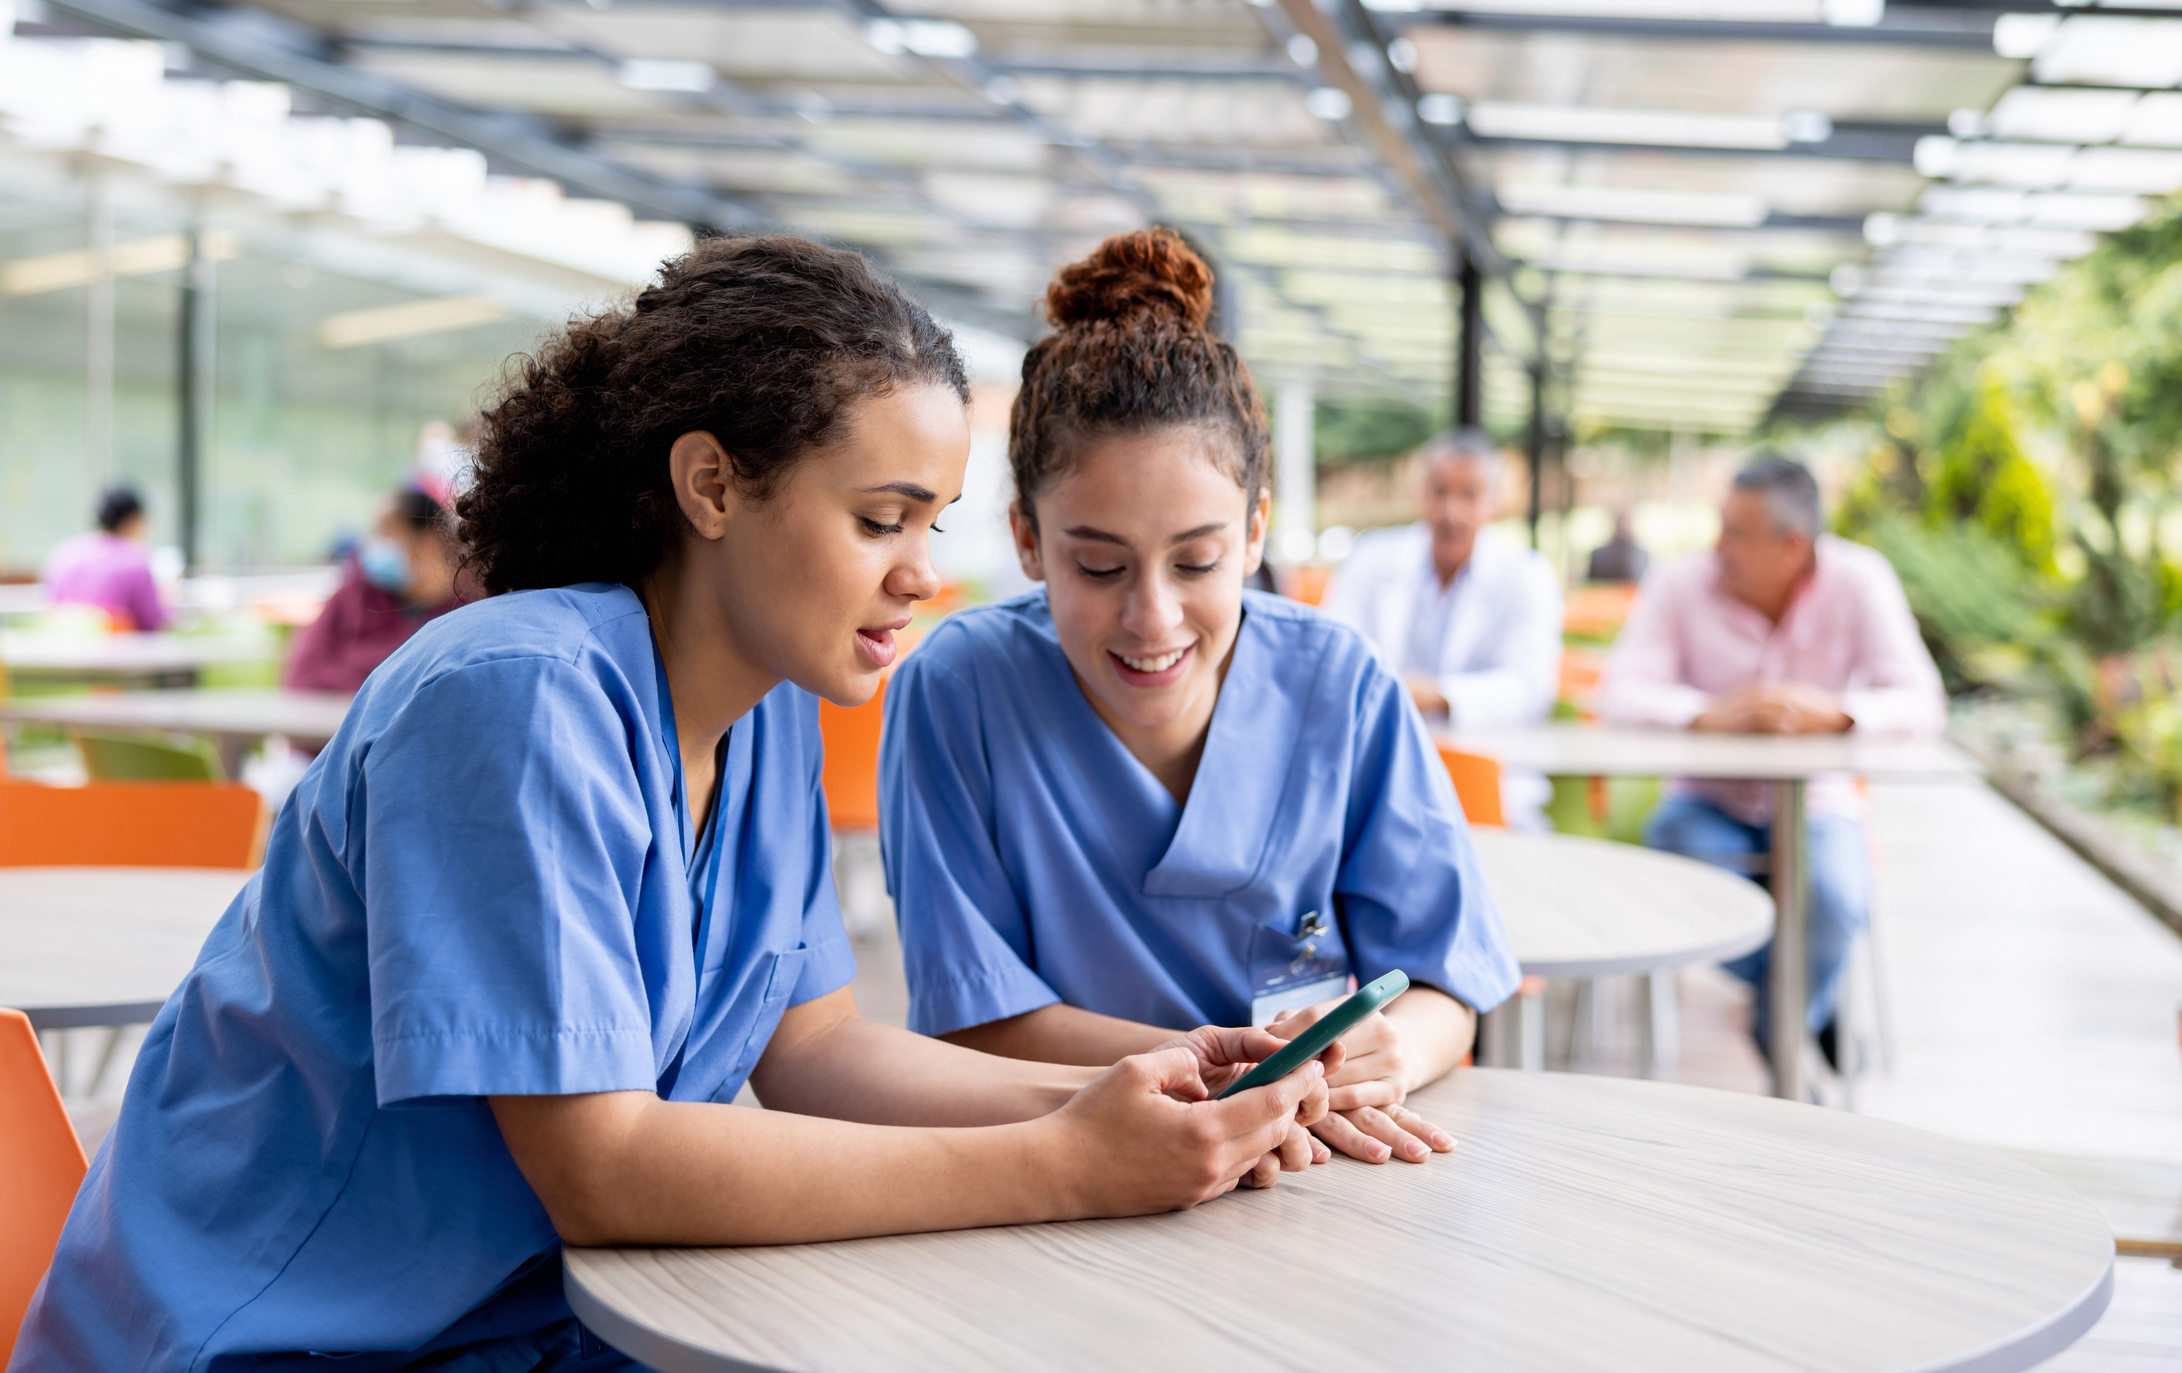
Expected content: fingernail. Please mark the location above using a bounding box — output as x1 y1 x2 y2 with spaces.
1373 1144 1390 1160
1403 1141 1427 1160
1431 1131 1454 1149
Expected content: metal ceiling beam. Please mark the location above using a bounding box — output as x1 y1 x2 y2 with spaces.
1466 121 1941 163
41 0 768 231
1272 0 1490 266
1400 5 1999 49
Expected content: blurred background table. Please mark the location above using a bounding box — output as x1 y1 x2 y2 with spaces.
566 1069 2113 1373
1449 724 1978 1101
1472 829 1773 1074
0 866 247 1030
0 688 351 777
0 632 276 689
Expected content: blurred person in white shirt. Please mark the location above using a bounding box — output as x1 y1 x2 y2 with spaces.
1319 429 1563 827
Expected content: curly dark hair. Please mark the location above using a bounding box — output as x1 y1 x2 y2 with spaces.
458 234 969 594
1009 227 1268 530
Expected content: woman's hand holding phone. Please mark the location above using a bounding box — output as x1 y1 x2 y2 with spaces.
1152 1025 1339 1184
1266 1001 1457 1165
1046 1027 1333 1215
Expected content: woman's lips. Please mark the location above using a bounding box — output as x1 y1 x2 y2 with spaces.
1109 644 1191 688
855 627 898 669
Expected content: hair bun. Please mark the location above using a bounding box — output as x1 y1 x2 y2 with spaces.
1043 227 1213 330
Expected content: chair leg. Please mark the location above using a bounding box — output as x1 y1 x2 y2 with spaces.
1639 970 1679 1079
89 1026 132 1097
1571 978 1611 1068
1864 898 1899 1074
1519 977 1545 1071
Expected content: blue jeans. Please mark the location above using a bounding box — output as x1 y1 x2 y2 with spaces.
1642 794 1871 1036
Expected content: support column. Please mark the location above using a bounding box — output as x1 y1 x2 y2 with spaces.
85 169 114 494
176 225 216 570
1455 254 1482 430
1274 378 1315 566
1526 359 1546 549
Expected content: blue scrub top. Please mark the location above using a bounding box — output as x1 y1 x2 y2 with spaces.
17 583 856 1372
880 589 1519 1038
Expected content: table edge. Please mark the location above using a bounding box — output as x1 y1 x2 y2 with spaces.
566 1252 783 1373
1518 920 1772 979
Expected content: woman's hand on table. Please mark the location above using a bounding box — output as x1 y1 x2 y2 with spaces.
1049 1033 1327 1214
1267 1001 1457 1165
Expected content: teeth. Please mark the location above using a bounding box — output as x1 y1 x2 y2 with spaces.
1119 648 1186 673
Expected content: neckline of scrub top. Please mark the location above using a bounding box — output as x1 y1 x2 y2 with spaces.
649 632 731 935
1052 602 1306 899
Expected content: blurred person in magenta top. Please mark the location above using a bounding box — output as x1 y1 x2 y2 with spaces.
1596 455 1944 1057
42 486 171 631
284 486 465 692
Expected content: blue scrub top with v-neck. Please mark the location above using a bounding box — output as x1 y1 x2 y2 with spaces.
15 582 856 1373
879 588 1519 1037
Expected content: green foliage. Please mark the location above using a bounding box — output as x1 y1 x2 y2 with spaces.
1821 200 2182 817
1312 400 1439 468
1925 383 2058 575
1860 516 2051 693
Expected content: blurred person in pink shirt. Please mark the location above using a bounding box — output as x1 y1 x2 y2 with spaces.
1597 455 1944 1065
284 486 465 693
42 486 172 632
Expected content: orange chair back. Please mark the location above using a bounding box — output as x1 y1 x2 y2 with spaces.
0 781 266 868
818 681 886 833
1280 565 1332 607
0 1007 88 1360
1437 745 1505 828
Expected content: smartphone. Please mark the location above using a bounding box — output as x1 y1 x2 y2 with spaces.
1215 969 1410 1100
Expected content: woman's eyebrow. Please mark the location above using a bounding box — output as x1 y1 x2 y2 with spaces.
1062 520 1227 547
859 481 940 502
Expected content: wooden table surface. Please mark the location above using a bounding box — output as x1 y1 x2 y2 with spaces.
565 1070 2114 1373
1472 829 1772 979
1445 723 1980 781
0 687 353 744
0 867 249 1028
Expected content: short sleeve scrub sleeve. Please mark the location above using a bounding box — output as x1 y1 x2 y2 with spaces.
880 589 1520 1039
14 583 855 1373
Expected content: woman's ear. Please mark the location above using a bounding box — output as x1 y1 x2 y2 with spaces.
1242 488 1272 576
1008 501 1047 583
668 431 737 541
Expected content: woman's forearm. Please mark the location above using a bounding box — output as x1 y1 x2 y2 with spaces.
938 1001 1175 1066
750 1002 1098 1126
1387 985 1475 1091
491 1090 1070 1246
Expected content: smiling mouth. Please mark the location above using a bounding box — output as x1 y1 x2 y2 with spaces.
1114 647 1188 674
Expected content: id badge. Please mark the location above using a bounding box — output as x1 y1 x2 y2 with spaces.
1247 910 1353 1028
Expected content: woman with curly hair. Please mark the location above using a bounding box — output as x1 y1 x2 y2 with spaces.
881 229 1519 1169
16 236 1331 1373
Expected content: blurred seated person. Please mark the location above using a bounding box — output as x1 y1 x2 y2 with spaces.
1596 455 1944 1061
1586 509 1649 584
1319 427 1562 826
284 486 464 692
42 485 171 632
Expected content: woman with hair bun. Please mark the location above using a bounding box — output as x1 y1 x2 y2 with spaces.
16 235 1333 1373
882 228 1520 1168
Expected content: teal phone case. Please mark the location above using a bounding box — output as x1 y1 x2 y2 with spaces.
1215 969 1410 1100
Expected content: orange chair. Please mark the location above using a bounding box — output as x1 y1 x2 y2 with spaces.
818 680 886 833
1437 745 1505 828
0 781 266 868
0 1007 88 1360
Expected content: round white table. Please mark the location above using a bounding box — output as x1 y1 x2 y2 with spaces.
565 1069 2114 1373
0 867 249 1029
1471 829 1774 1073
1474 828 1772 979
1 688 353 776
1449 724 1978 1100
